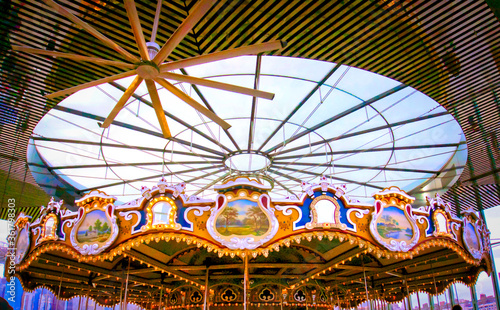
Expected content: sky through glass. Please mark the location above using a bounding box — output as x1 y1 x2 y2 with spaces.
29 55 466 204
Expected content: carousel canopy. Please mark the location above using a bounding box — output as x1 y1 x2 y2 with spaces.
8 177 492 309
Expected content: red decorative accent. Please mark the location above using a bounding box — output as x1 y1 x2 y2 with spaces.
218 196 225 209
78 207 84 220
406 204 412 216
375 201 382 214
261 196 268 208
107 205 113 218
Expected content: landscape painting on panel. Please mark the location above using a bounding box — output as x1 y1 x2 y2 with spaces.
77 210 112 243
216 199 269 236
376 206 413 242
15 228 29 264
464 222 480 250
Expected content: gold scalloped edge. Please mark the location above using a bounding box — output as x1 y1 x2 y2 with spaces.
286 233 486 289
17 231 488 293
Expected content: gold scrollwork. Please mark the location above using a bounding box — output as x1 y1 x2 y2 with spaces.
220 288 237 302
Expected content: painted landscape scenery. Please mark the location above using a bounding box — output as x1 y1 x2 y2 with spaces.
216 199 269 236
376 206 413 241
465 222 480 250
77 210 112 243
15 228 29 263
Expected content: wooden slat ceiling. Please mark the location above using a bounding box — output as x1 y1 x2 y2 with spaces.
0 0 499 215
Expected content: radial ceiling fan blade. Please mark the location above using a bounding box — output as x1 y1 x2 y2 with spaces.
42 0 138 62
160 72 275 100
155 78 231 130
159 40 286 72
46 70 137 99
153 0 217 64
12 46 135 68
101 76 144 128
124 0 150 60
145 79 172 138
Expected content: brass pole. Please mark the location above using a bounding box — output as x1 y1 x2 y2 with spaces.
336 284 340 310
362 260 372 310
123 258 131 309
78 295 82 310
39 275 46 310
404 278 411 310
55 271 64 310
85 288 90 310
204 267 210 310
415 288 421 310
430 263 439 308
244 254 249 310
159 286 163 310
119 279 124 310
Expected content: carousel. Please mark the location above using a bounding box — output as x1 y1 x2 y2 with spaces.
7 176 492 309
4 0 493 309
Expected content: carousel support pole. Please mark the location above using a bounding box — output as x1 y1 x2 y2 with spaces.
480 209 500 310
415 289 421 310
448 286 455 307
204 266 210 310
430 263 439 309
38 288 44 310
119 279 124 310
85 289 90 310
55 270 64 310
428 294 434 310
39 274 47 310
404 278 411 310
244 254 249 310
280 284 283 310
123 257 131 310
362 261 372 310
78 295 82 310
470 285 479 310
159 286 163 310
454 284 460 306
336 284 340 310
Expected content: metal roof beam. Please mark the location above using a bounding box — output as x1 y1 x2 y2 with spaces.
265 83 408 153
80 165 224 192
257 63 342 152
274 142 465 160
52 105 226 157
271 165 384 189
274 111 450 156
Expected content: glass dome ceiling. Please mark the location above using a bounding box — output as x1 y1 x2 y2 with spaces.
29 55 467 204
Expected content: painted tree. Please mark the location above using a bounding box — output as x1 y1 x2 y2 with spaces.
221 207 238 233
247 206 264 230
102 222 109 233
94 219 102 233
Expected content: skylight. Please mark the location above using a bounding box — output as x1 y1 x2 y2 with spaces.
29 55 466 204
